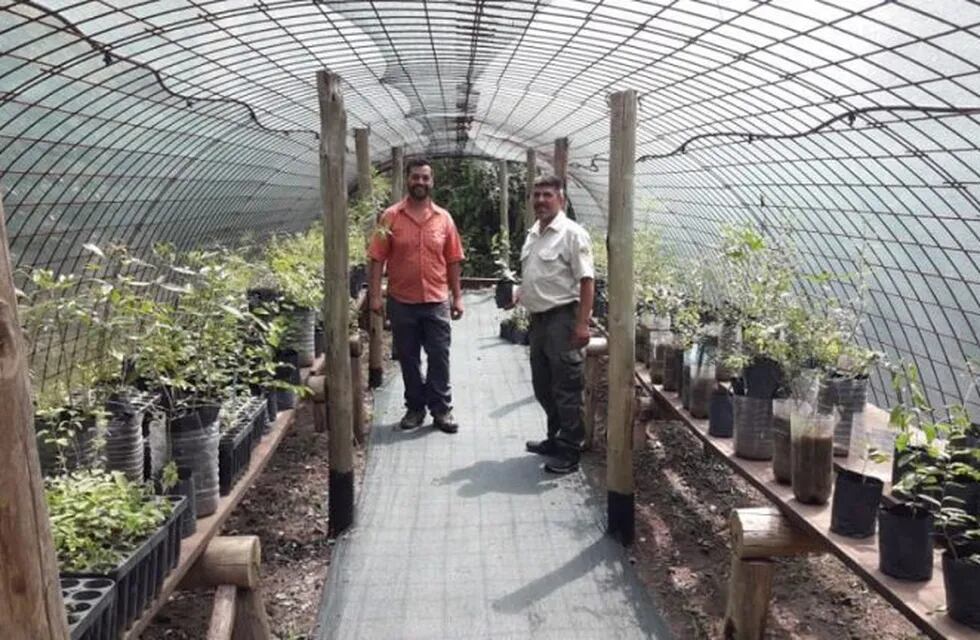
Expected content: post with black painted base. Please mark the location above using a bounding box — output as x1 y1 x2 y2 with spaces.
605 90 638 545
318 70 355 537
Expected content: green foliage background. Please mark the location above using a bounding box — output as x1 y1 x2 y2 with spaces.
429 158 528 277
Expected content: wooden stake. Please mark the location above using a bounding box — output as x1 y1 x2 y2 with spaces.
318 70 354 537
355 129 382 389
207 585 237 640
554 137 569 187
350 335 365 444
499 159 509 261
391 145 405 203
233 586 273 640
724 558 774 640
605 90 637 546
525 148 536 232
0 192 70 639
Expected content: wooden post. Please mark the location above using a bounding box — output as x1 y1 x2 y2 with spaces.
355 130 382 389
724 558 774 640
318 70 355 537
553 137 569 188
499 159 509 263
233 586 273 640
605 90 637 546
730 507 825 559
350 335 365 444
0 193 70 639
391 145 405 203
583 338 608 450
208 585 237 640
525 148 536 231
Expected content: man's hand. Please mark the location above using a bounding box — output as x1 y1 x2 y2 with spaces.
570 322 591 349
370 296 383 316
451 297 464 320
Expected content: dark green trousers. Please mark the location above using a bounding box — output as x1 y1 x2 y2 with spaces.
529 302 585 451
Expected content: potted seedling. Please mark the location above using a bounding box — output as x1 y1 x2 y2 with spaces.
830 438 887 538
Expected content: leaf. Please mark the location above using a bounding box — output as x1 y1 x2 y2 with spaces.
82 243 105 258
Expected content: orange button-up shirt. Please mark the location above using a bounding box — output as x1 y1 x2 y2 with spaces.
367 198 465 304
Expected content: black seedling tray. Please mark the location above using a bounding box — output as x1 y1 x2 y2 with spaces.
62 577 116 640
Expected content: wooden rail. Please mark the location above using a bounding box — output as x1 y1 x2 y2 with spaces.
633 365 975 640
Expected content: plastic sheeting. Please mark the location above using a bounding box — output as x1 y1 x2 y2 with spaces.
1 0 978 410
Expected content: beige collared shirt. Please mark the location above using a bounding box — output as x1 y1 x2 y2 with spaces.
518 211 595 313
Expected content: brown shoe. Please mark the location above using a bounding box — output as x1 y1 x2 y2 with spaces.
433 411 459 433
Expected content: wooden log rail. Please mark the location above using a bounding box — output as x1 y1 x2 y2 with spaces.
630 354 975 640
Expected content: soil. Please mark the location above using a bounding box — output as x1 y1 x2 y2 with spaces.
585 361 928 640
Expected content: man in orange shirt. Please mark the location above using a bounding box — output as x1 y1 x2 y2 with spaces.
368 158 465 433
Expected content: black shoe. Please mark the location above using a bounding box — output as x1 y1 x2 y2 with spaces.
399 409 426 430
526 439 560 456
433 411 459 433
544 452 579 474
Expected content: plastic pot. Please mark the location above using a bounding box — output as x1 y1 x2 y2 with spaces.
680 347 694 409
169 415 220 517
708 386 734 437
689 364 714 420
274 349 300 411
282 305 316 367
168 467 197 538
349 263 368 298
733 395 773 460
818 375 868 457
314 321 324 358
878 503 934 581
593 278 608 320
743 357 782 399
662 343 684 392
943 541 980 630
791 409 834 505
831 469 883 538
771 398 792 485
495 278 515 309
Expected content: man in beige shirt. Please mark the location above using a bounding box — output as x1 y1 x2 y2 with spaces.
508 174 594 474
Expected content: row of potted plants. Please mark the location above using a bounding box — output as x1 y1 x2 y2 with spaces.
621 223 978 630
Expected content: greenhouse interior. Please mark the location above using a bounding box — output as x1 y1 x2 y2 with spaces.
2 1 979 638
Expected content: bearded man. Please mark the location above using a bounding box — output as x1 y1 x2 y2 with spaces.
368 158 465 433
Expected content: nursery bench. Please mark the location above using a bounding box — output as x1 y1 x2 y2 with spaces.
633 366 974 640
123 358 324 639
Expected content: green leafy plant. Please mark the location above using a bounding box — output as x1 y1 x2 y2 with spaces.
46 469 173 573
265 229 324 310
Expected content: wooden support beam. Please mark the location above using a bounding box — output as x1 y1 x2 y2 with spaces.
553 137 569 188
318 70 355 537
181 536 261 590
364 134 382 388
586 337 608 356
605 90 638 546
233 586 273 640
391 145 405 203
499 159 509 259
731 507 825 559
0 192 70 639
724 558 774 640
208 585 237 640
583 353 601 450
350 335 365 444
525 148 536 232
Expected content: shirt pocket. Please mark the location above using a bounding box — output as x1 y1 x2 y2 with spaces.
424 225 446 257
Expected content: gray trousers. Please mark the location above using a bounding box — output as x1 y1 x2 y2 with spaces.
388 298 452 415
529 302 585 451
